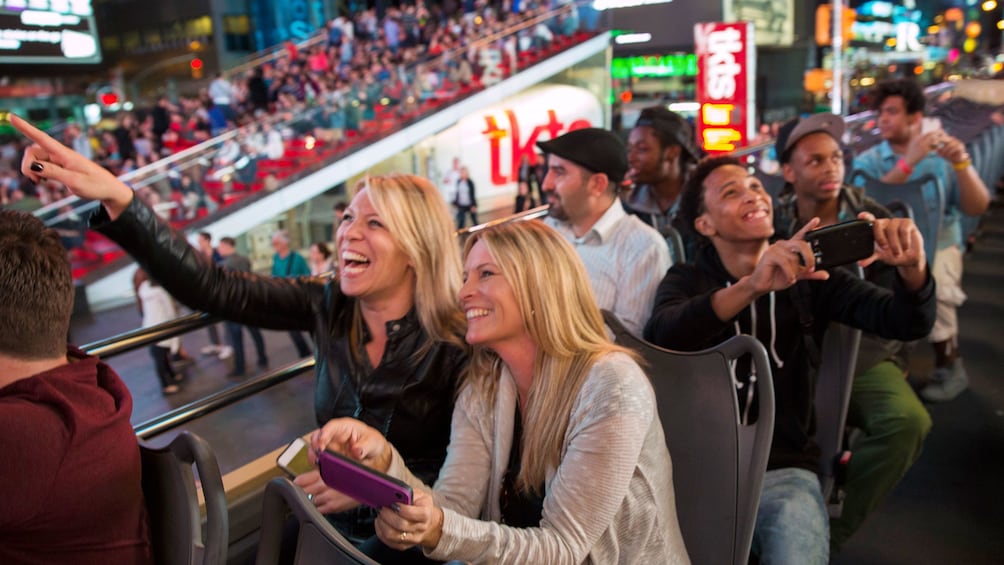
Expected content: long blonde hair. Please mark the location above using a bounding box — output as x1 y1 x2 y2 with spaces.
462 221 635 494
360 174 466 347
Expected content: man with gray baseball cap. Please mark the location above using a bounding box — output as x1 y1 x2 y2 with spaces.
773 111 932 552
537 127 671 336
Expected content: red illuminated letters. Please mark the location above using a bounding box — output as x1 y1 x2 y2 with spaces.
695 22 756 153
482 109 592 185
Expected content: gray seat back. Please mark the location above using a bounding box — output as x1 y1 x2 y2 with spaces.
814 321 861 517
850 171 944 264
140 431 229 565
254 477 379 565
603 311 775 565
659 223 687 265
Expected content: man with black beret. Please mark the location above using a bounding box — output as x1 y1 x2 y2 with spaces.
537 127 671 336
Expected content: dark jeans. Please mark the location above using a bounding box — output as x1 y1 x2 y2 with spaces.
207 323 221 346
225 321 268 376
288 331 312 358
455 206 478 229
149 345 175 388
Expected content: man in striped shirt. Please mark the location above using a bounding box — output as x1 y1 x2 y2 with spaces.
537 128 672 336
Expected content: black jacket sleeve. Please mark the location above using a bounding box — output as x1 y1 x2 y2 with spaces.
644 264 734 350
91 196 322 331
813 266 936 341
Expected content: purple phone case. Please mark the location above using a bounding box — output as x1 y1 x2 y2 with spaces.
318 449 414 508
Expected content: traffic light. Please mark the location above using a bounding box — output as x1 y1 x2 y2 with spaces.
190 57 204 79
816 5 856 46
96 87 122 109
99 91 119 106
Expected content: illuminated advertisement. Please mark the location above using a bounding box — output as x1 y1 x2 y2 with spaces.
418 84 604 211
0 0 101 64
611 54 698 79
723 0 793 47
694 21 756 153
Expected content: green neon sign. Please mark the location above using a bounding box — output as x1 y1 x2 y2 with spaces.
611 54 698 79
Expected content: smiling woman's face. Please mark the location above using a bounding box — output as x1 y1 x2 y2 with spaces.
335 188 414 302
459 239 527 351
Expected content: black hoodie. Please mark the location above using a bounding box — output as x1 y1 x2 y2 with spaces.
644 243 936 471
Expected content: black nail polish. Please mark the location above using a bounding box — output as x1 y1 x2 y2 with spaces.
30 162 43 173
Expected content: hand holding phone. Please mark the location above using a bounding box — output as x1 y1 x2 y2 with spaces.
277 438 315 477
804 219 875 270
318 449 413 509
921 117 942 135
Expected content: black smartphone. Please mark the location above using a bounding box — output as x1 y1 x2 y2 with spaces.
804 219 874 270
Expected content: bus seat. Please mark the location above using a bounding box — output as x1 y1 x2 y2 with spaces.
254 477 379 565
140 431 229 565
850 171 944 266
814 322 862 519
659 223 687 265
883 199 914 221
602 310 775 565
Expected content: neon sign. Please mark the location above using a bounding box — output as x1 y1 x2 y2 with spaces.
611 54 698 79
694 21 756 153
0 0 101 64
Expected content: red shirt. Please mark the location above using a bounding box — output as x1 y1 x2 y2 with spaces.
0 348 153 564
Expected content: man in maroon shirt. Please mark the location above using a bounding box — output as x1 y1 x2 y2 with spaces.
0 210 153 564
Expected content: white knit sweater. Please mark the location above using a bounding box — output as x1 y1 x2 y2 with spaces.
385 352 691 564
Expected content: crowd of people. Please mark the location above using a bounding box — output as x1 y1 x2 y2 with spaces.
0 0 593 279
0 67 998 564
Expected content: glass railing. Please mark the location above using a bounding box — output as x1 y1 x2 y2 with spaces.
34 1 606 279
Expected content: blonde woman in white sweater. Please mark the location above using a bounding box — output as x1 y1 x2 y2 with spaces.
312 221 690 564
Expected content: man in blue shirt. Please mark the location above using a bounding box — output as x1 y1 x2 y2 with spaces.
854 78 990 402
271 230 313 358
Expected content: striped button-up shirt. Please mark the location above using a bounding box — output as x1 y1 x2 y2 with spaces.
546 199 672 336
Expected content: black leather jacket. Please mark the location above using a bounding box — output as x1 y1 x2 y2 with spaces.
93 197 468 485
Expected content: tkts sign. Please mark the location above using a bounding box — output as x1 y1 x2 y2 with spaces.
694 21 756 153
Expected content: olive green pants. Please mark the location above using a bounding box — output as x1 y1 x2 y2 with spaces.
830 360 932 550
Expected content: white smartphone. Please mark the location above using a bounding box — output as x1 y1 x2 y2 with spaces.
276 437 315 477
921 117 942 135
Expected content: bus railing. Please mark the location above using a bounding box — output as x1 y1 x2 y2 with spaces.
132 358 315 440
82 311 218 358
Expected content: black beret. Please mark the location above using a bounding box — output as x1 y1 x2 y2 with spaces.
536 128 629 183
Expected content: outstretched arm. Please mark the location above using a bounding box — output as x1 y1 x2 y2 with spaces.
13 114 135 220
11 113 321 331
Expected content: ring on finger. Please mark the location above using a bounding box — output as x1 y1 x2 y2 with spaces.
307 493 314 502
400 531 408 542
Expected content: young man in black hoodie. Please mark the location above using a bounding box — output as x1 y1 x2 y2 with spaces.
644 155 936 564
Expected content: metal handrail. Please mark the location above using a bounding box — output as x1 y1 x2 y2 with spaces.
81 311 219 358
133 357 315 439
458 204 550 236
844 81 957 129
